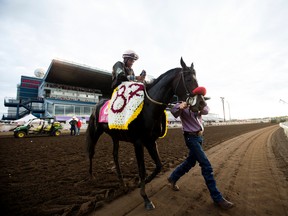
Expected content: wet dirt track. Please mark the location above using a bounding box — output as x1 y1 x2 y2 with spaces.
0 123 287 216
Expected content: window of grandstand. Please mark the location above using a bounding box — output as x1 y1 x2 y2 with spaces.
65 105 74 115
84 107 92 115
75 107 81 115
47 103 53 115
53 104 93 116
55 105 65 115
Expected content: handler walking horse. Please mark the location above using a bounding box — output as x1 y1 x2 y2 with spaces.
86 58 207 210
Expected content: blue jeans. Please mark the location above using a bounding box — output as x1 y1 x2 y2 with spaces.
76 127 80 135
70 126 76 135
169 134 223 202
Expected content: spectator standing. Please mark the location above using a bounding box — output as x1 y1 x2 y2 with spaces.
76 119 82 135
69 117 77 136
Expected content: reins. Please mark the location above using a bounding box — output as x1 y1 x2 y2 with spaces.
143 85 167 106
143 69 193 107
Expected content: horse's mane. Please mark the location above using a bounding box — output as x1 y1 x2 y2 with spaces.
146 67 181 90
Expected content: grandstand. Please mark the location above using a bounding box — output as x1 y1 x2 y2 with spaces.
2 59 112 121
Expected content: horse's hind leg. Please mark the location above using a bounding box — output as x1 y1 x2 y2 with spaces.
112 138 125 187
86 120 103 178
87 130 103 179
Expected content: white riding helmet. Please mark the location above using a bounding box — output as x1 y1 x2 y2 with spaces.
122 50 139 60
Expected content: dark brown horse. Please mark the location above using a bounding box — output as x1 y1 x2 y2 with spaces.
86 58 207 210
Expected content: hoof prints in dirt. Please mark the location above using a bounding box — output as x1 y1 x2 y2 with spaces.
0 123 276 216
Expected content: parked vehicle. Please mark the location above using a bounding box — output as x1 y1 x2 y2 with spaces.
13 117 63 138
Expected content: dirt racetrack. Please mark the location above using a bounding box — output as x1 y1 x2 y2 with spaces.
0 123 287 216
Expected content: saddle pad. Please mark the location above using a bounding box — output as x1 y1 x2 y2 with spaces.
99 100 110 123
108 81 145 130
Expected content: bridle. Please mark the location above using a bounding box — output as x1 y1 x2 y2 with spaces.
144 68 197 107
174 69 199 107
174 68 193 99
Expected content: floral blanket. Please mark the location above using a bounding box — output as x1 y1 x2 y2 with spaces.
108 82 145 130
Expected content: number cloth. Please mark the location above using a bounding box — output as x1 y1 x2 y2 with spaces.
108 81 145 130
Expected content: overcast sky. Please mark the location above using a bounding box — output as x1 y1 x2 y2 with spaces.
0 0 287 120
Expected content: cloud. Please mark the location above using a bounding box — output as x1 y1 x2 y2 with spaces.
0 0 287 119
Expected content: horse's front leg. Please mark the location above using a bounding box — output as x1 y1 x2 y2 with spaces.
112 138 125 187
145 141 162 184
134 142 155 210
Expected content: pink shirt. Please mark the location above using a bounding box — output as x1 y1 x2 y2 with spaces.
170 103 209 132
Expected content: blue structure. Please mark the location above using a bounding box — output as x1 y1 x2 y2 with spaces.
3 76 44 120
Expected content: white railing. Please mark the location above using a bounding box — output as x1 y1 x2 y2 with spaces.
4 97 20 103
279 122 288 137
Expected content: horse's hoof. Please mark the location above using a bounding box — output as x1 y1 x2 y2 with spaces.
145 201 155 210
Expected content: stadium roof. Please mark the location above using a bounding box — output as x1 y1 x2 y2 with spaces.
43 59 113 96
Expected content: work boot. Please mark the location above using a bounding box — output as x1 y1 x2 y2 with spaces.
167 177 179 191
215 198 234 210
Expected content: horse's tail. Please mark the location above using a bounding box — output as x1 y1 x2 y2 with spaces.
86 100 105 159
86 109 97 159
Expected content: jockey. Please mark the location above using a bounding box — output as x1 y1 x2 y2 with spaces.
111 50 146 89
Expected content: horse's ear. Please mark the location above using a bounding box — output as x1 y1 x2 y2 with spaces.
180 57 187 69
191 62 194 70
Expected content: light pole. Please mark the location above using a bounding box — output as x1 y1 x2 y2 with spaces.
226 100 231 121
220 97 226 122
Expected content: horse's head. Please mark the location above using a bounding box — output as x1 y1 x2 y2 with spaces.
173 58 207 111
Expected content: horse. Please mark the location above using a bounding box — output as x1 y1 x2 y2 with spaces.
86 58 207 210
